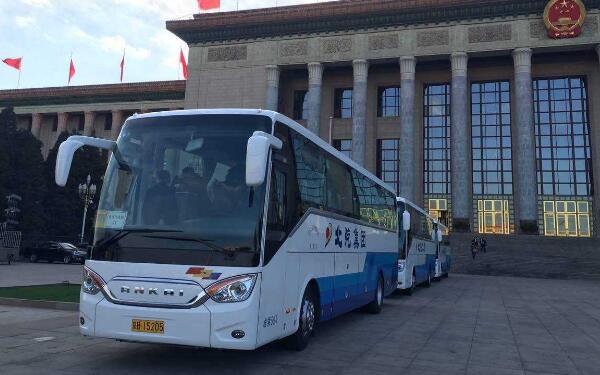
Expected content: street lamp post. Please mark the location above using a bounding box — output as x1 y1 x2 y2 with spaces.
78 174 97 245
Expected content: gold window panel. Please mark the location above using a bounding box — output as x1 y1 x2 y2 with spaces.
428 199 449 234
477 199 510 234
544 200 591 238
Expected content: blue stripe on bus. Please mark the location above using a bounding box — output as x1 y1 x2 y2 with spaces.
315 252 397 322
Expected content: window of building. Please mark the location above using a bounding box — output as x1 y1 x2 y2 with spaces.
377 139 400 194
333 139 352 159
334 88 352 119
428 198 449 233
533 77 593 197
51 116 58 132
377 86 400 117
77 115 85 131
424 83 451 196
293 90 308 121
543 200 591 237
477 199 510 234
104 112 113 131
471 81 513 196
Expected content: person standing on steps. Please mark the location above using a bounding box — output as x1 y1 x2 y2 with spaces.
481 237 487 254
471 236 479 259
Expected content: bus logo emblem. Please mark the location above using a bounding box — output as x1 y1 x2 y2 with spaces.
186 267 222 280
325 223 333 247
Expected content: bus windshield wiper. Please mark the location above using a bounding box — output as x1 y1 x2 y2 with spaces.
95 228 182 250
142 233 251 258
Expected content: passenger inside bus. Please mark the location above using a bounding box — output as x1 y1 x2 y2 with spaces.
142 170 178 225
209 165 246 212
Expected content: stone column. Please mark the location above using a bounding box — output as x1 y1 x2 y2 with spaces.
399 56 416 200
352 59 369 166
57 112 69 134
512 48 538 233
307 62 323 135
265 65 280 112
30 113 42 138
83 111 95 136
110 110 124 140
450 52 471 231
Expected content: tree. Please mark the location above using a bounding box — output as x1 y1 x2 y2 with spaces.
0 108 14 217
44 132 108 244
0 107 47 242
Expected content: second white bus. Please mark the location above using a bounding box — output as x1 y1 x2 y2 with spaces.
396 198 449 294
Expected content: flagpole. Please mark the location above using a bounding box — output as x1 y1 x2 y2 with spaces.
178 45 181 80
68 52 72 86
17 69 21 89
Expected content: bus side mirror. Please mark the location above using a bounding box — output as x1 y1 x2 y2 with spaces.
55 136 116 187
402 211 411 232
246 131 282 187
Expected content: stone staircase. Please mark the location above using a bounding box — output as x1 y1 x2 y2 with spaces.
448 233 600 280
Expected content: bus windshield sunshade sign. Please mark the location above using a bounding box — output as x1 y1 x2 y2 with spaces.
544 0 586 39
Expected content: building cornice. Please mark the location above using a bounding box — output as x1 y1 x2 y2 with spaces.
0 81 186 108
167 0 600 44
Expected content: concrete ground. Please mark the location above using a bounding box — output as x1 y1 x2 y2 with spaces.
0 262 83 287
1 274 600 375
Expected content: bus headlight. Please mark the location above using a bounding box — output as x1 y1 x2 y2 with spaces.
82 266 106 295
398 261 406 273
206 274 257 303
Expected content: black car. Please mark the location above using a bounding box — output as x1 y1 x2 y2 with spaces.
27 242 87 264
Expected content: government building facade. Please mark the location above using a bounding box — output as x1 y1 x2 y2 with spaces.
167 0 600 239
1 0 599 242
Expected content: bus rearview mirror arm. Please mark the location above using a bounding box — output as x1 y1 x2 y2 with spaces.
246 131 283 187
55 135 116 187
402 211 411 232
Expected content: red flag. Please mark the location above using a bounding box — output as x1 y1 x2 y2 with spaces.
68 58 76 83
197 0 220 10
120 52 125 82
2 57 22 71
179 49 188 80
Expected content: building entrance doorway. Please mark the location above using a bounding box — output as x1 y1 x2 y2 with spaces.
428 199 449 233
477 199 510 234
543 201 590 237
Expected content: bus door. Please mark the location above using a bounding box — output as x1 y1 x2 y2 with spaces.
258 128 295 345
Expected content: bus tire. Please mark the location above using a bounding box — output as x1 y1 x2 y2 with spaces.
29 254 38 263
406 270 416 296
365 275 384 314
425 270 432 288
285 287 316 351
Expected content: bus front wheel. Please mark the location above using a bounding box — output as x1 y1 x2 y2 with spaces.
285 287 316 351
365 275 384 314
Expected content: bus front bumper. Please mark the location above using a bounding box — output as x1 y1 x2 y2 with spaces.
80 291 260 350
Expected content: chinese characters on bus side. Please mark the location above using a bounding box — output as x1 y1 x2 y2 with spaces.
333 225 366 249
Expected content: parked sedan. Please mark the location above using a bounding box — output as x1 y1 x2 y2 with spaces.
27 242 87 264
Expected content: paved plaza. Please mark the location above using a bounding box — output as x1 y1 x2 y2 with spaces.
0 262 83 287
1 274 600 375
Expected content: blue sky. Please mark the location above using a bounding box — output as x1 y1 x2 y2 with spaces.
0 0 330 90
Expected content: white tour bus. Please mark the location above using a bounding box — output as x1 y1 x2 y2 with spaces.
396 198 449 294
55 109 399 350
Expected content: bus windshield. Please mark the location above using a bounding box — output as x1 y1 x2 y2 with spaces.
91 114 272 267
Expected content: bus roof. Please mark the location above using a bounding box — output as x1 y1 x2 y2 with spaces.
129 109 397 196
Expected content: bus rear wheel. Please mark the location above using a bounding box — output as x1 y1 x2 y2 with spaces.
285 287 316 351
425 270 432 288
365 275 384 314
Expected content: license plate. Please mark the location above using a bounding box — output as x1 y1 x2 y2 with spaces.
131 319 164 334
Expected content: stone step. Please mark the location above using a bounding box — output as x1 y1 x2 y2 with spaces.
447 233 600 280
